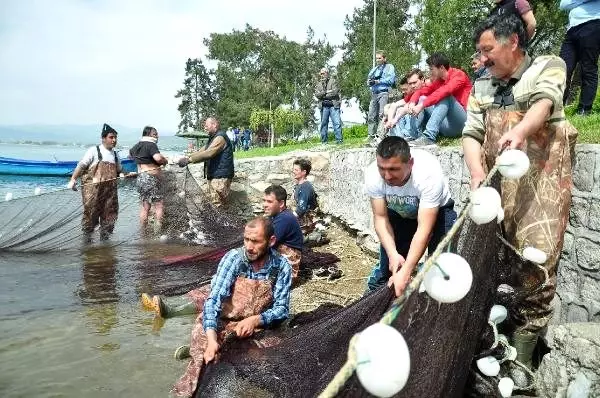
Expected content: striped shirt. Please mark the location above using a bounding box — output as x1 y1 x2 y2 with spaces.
203 247 292 331
462 54 567 144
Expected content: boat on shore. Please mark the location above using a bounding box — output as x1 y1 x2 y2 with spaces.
0 156 137 176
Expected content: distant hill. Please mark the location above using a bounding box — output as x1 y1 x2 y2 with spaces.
0 124 176 146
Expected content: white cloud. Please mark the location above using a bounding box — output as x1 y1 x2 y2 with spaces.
0 0 366 131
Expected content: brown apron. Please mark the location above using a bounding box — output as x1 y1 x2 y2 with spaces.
81 160 119 235
172 276 274 397
482 109 577 332
277 243 302 282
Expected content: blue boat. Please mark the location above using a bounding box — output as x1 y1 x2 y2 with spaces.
0 156 137 176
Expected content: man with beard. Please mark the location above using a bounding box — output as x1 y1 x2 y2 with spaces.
141 217 292 397
463 13 577 372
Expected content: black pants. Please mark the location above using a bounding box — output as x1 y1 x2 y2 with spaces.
560 19 600 111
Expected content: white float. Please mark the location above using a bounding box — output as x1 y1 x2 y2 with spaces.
5 192 13 201
423 253 473 303
522 247 547 264
34 187 42 196
476 356 500 377
178 191 186 198
498 149 530 179
498 377 515 397
469 187 502 225
159 234 168 243
489 305 508 324
497 207 505 223
355 323 411 397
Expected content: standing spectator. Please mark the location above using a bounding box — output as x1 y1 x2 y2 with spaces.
226 128 235 151
233 127 241 151
367 50 396 141
559 0 600 116
315 68 343 144
243 128 252 150
488 0 537 39
406 53 472 147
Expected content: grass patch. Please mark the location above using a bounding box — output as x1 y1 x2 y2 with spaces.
569 114 600 144
234 137 367 159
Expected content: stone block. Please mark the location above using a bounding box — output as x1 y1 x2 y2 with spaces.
573 151 595 192
557 259 580 299
589 199 600 232
563 231 574 256
265 173 290 185
250 181 270 194
566 303 589 323
569 196 589 228
575 237 600 272
580 274 600 305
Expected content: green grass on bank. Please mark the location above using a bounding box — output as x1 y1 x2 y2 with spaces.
234 110 600 159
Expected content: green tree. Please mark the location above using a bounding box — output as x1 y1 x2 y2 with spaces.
416 0 568 71
202 25 334 130
249 107 305 146
175 58 215 133
338 0 419 114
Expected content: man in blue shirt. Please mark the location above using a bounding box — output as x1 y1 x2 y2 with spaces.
263 185 303 281
559 0 600 115
367 50 396 141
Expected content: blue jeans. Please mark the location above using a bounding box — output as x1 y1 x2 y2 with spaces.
417 96 467 141
320 106 343 143
366 201 457 292
390 114 420 140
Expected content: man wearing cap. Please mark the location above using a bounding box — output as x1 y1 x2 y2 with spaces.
314 68 343 144
68 124 130 241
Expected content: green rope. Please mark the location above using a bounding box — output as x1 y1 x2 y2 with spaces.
318 161 502 398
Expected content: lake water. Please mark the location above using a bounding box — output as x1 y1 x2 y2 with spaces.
0 141 221 397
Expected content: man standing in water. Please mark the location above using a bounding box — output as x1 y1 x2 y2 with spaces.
178 117 235 208
68 123 127 242
129 126 169 232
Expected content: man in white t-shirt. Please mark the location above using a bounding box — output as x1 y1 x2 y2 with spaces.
364 136 456 295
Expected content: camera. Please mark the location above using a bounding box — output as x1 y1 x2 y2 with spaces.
368 79 376 86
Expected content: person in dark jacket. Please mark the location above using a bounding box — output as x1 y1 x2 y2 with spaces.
178 117 234 208
315 68 343 144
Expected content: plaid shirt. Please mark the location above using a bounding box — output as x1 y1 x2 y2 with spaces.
203 247 292 331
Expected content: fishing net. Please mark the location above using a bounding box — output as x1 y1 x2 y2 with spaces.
0 168 241 253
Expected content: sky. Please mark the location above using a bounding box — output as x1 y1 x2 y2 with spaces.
0 0 367 132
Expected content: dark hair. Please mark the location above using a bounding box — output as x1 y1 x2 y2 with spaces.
264 185 287 203
406 68 424 81
142 126 157 137
426 53 451 70
398 75 408 85
293 158 312 175
376 136 411 163
474 13 528 50
246 216 275 240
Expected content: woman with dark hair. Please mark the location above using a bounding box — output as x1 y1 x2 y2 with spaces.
129 126 168 232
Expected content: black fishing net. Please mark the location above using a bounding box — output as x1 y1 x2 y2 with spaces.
0 168 241 252
190 211 505 397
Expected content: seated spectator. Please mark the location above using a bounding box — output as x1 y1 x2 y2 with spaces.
405 53 472 147
384 69 427 140
471 51 489 81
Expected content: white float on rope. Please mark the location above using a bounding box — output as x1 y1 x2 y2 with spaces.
159 234 168 243
5 192 13 201
497 149 530 179
522 247 547 264
476 356 500 377
469 187 502 225
489 304 508 324
34 187 42 196
178 191 186 198
355 323 411 397
498 377 515 397
423 252 473 303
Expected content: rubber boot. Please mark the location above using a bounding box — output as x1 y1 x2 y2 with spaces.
513 330 538 369
174 345 191 360
159 299 198 319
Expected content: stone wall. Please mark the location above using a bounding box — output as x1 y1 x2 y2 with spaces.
189 145 600 324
